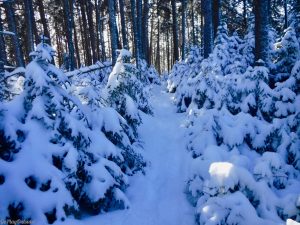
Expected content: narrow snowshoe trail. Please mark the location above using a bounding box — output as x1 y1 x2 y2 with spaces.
73 86 194 225
121 86 195 225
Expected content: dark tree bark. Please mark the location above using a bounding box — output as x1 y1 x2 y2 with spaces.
99 11 106 61
254 0 269 62
30 0 39 45
243 0 247 29
156 18 161 73
79 0 92 65
73 19 81 67
293 0 300 39
86 0 97 63
166 28 170 71
108 0 118 65
4 1 24 67
142 0 150 63
95 0 100 59
191 0 196 45
0 8 7 68
137 0 143 59
284 0 288 29
36 1 51 43
130 0 139 64
24 0 34 54
171 0 179 62
202 0 213 58
63 0 75 70
181 0 186 60
213 0 221 39
149 6 155 65
119 0 129 49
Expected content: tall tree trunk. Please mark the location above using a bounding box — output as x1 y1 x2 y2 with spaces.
4 1 24 67
254 0 269 63
181 0 186 60
119 0 129 49
30 0 39 45
212 0 221 39
130 0 139 65
191 0 196 45
86 0 97 63
77 5 86 63
108 0 118 65
137 0 143 60
149 7 154 65
24 0 34 55
95 0 100 59
243 0 247 30
79 0 92 65
114 0 122 49
293 0 300 40
99 11 106 61
37 1 51 43
54 21 62 65
156 19 161 73
0 8 7 68
167 28 170 71
202 0 213 58
73 20 81 67
284 0 288 29
142 0 149 63
171 0 179 61
63 0 75 70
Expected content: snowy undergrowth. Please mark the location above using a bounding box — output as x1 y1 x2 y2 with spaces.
0 44 156 224
54 86 194 225
169 25 300 225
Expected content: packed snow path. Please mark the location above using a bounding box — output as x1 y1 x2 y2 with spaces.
64 86 195 225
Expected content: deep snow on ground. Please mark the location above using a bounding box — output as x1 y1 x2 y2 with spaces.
57 85 195 225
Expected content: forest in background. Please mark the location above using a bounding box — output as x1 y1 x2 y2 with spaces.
0 0 300 224
0 0 299 73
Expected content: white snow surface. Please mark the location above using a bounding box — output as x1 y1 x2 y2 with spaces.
56 85 195 225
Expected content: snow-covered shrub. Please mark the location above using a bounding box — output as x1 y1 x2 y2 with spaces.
193 162 299 225
138 59 161 85
167 46 203 94
0 68 25 101
146 65 161 85
69 61 112 103
0 42 132 223
167 46 203 112
274 27 300 82
105 49 152 136
181 26 300 224
69 64 146 175
169 24 257 113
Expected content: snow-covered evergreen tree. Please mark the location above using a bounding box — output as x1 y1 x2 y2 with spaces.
0 42 134 223
105 49 152 136
274 27 300 82
176 28 300 224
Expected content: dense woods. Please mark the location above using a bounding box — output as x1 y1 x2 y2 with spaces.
0 0 298 72
0 0 300 224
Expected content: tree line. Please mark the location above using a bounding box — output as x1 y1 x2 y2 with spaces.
0 0 299 73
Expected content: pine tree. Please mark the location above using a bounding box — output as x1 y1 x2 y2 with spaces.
274 27 300 80
254 0 269 62
108 0 118 65
3 1 24 67
171 0 179 62
0 41 132 223
202 0 213 58
105 49 152 135
119 0 129 49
